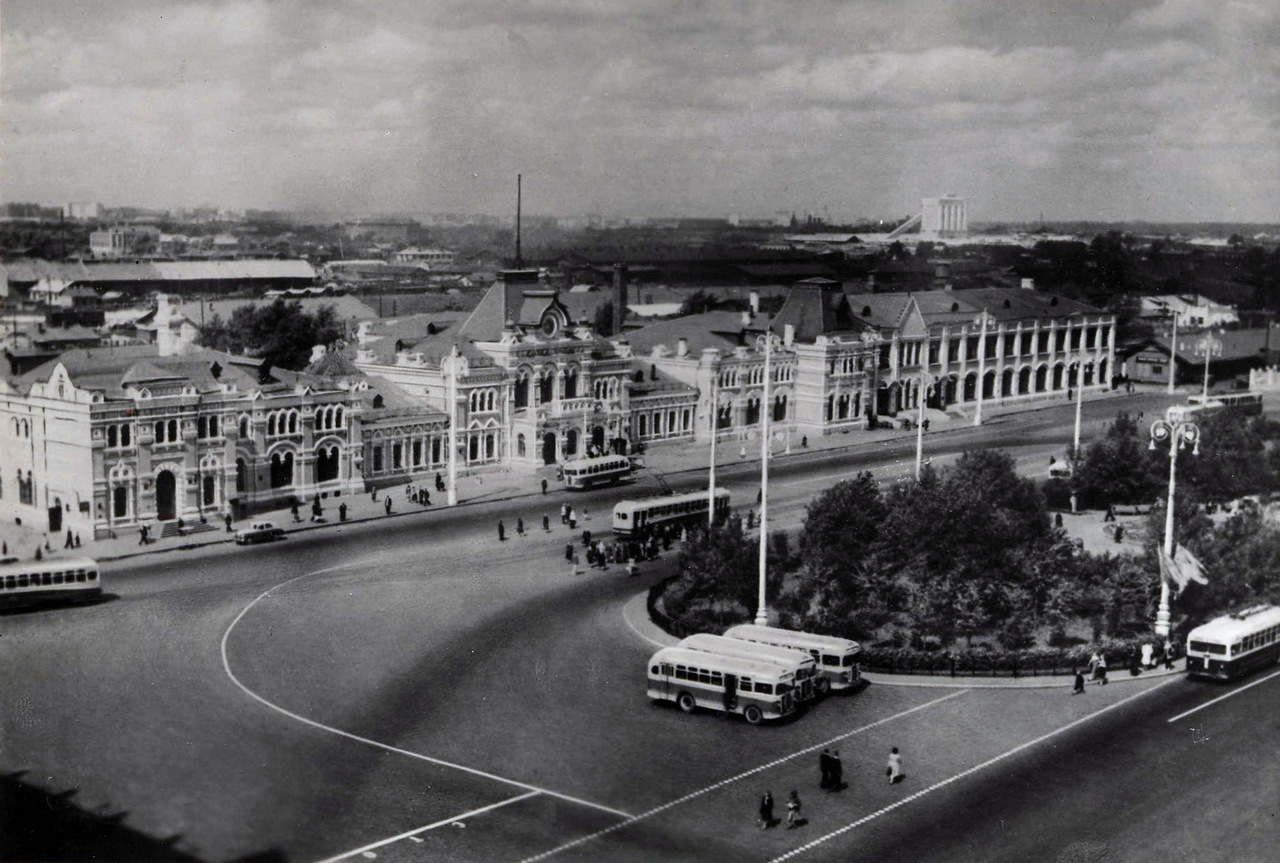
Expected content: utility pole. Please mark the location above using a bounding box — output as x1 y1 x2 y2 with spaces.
708 373 717 526
445 345 460 506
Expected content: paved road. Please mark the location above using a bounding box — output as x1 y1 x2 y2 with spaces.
9 391 1252 863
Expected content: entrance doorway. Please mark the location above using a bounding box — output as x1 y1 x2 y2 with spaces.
542 432 557 465
156 470 176 521
203 475 216 507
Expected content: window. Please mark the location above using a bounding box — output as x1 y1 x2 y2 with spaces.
240 416 250 438
107 426 118 447
168 419 178 442
373 447 383 472
236 458 247 492
209 415 218 437
393 443 403 469
754 682 773 694
121 425 131 446
155 420 166 442
198 417 208 438
1151 365 1163 375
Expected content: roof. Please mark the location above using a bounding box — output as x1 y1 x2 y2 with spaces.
0 259 316 285
303 349 360 378
174 295 378 326
736 262 837 279
772 280 866 341
1189 605 1280 644
1146 327 1276 363
616 311 754 357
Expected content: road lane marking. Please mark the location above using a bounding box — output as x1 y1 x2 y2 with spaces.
515 690 967 863
1167 666 1280 724
312 790 541 863
221 573 633 820
768 676 1181 862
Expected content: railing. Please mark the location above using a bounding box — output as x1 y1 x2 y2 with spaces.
552 397 598 416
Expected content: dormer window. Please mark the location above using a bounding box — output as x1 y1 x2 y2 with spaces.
373 394 384 409
541 315 560 338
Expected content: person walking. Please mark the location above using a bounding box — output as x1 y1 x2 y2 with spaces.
384 496 392 515
65 529 74 549
1072 668 1086 694
560 503 569 525
139 524 148 545
541 478 548 495
818 749 832 790
759 790 774 829
291 501 302 523
339 502 348 522
543 514 551 532
786 790 802 829
829 750 844 792
1088 650 1102 682
570 551 581 577
1095 652 1108 685
887 747 903 784
517 517 524 537
565 543 575 562
1164 640 1176 670
498 520 506 541
224 512 234 533
422 490 431 506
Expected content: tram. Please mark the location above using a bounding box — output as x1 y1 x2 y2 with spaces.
560 455 635 489
612 489 730 537
0 556 103 608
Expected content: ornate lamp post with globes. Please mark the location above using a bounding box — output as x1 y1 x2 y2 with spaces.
754 328 783 626
1149 411 1201 638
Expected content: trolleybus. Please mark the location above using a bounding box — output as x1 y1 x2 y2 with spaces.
647 646 797 724
723 623 862 694
679 632 818 702
613 488 730 537
1186 604 1280 681
560 455 635 490
0 556 102 609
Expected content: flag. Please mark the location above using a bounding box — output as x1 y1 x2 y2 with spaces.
1159 543 1209 596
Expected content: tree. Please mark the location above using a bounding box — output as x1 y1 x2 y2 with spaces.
593 300 615 337
1073 412 1164 508
679 290 719 316
666 516 758 620
196 300 344 369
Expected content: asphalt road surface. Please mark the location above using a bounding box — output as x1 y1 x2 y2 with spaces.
10 392 1273 863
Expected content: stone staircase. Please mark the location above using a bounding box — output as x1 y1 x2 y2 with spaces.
158 520 219 540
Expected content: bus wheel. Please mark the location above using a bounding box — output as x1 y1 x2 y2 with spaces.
815 678 831 697
743 705 763 725
677 692 697 713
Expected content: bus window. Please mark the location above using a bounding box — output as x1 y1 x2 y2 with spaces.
52 573 63 584
710 672 722 685
754 682 773 694
841 655 856 667
675 665 687 680
661 663 673 675
42 573 53 586
88 571 98 580
651 665 660 674
17 575 28 588
4 576 13 589
739 678 753 691
822 654 839 666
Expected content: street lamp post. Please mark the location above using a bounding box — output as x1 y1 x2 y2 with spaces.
1196 332 1223 404
754 329 782 626
443 345 461 506
914 373 934 480
973 310 996 427
1072 353 1085 460
1149 412 1201 638
1167 311 1179 395
708 373 717 527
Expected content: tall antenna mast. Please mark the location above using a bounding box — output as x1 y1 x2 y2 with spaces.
515 173 523 268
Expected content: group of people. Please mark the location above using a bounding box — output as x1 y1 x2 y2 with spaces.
1073 641 1178 693
759 747 904 830
405 484 433 507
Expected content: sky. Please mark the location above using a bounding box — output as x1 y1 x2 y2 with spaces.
2 0 1278 223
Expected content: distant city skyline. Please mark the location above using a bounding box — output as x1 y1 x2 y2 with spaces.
3 1 1278 223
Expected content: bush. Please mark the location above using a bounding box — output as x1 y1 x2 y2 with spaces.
860 636 1151 677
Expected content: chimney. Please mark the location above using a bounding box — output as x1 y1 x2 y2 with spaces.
749 291 760 314
612 263 628 335
741 311 752 327
156 294 175 357
676 337 689 357
784 324 795 347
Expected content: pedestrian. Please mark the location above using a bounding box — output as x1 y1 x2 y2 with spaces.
1096 652 1108 685
786 790 802 829
371 487 378 501
312 498 323 522
1054 512 1064 528
1114 524 1124 543
1142 642 1155 668
35 547 42 561
801 435 808 447
1088 650 1101 682
1104 504 1116 522
560 503 569 525
626 559 639 577
65 529 74 549
339 502 348 522
583 506 590 521
517 517 525 537
1164 640 1176 670
887 747 903 784
757 487 763 505
922 419 930 432
291 501 301 523
139 525 148 545
829 750 844 792
571 551 581 576
422 490 431 506
498 520 506 541
568 508 577 529
759 790 774 829
541 477 548 495
818 749 832 790
1072 668 1086 694
1129 645 1142 676
384 496 392 515
74 533 81 549
565 543 575 562
543 514 551 532
225 512 234 533
582 529 592 547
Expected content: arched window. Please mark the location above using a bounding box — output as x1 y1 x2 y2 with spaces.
155 420 165 442
240 416 249 438
209 415 218 437
517 433 527 457
335 407 344 428
107 425 118 447
121 425 131 446
288 412 298 434
168 419 178 441
236 458 247 492
198 417 208 438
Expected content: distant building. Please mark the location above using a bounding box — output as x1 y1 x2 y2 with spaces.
65 202 103 220
1139 294 1238 330
921 197 968 239
343 221 419 244
393 247 454 267
90 225 161 259
1122 327 1276 385
2 260 317 299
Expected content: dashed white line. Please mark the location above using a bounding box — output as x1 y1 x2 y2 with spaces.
768 676 1180 862
313 790 542 863
1167 666 1280 724
221 571 633 820
515 689 967 863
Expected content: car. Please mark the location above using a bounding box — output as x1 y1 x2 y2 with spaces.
235 521 285 545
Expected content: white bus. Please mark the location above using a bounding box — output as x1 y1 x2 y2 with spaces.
1186 604 1280 681
561 455 635 490
613 489 731 537
723 624 862 695
647 646 797 724
0 556 102 609
679 633 819 702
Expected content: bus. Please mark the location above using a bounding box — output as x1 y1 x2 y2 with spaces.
679 633 819 702
1186 604 1280 681
561 455 635 490
647 646 797 725
0 556 103 609
723 624 862 695
613 489 731 537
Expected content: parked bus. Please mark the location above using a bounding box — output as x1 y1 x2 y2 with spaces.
723 624 861 695
561 455 635 490
647 646 797 725
0 556 102 609
1186 604 1280 681
613 489 731 537
679 633 818 702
